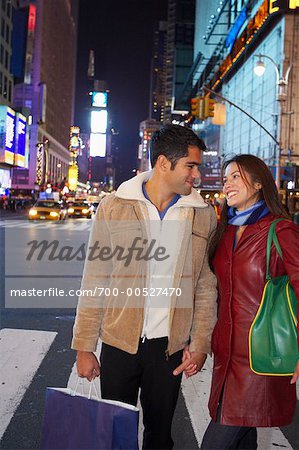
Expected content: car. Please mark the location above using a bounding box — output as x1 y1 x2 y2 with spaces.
29 200 67 221
67 201 93 218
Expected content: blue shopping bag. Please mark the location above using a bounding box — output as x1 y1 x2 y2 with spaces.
40 387 139 450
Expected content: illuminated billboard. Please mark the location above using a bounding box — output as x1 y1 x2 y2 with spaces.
91 110 107 133
15 113 27 168
92 91 108 108
69 126 81 156
0 106 16 165
90 133 106 157
68 164 79 191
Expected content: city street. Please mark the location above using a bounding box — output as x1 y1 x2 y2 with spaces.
1 0 299 448
0 217 298 450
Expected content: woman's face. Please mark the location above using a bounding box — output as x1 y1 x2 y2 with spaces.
223 162 261 211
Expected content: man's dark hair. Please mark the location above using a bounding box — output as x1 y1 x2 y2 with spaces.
150 124 206 169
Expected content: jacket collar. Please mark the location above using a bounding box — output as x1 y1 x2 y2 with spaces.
224 213 275 255
115 170 208 209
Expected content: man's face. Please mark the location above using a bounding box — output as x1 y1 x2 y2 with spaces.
165 146 202 196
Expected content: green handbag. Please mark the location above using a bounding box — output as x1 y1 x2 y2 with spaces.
249 219 299 376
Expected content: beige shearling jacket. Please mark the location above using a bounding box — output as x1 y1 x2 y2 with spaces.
72 171 217 356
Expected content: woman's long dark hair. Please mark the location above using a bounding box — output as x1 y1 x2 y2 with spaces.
209 154 290 263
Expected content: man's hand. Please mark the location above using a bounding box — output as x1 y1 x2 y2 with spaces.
76 351 100 382
173 346 207 378
290 361 299 384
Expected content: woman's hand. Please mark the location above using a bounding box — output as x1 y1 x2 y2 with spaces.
290 360 299 384
173 346 207 378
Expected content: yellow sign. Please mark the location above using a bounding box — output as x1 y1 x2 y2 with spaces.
269 0 299 13
68 164 79 191
0 150 14 165
211 103 226 126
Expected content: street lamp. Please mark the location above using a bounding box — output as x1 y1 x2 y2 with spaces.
254 53 292 101
254 56 265 77
254 54 292 188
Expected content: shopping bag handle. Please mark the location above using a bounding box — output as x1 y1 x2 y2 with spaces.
72 377 101 400
266 218 286 280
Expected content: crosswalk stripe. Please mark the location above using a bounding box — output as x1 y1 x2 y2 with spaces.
181 356 294 449
0 328 57 440
0 220 92 230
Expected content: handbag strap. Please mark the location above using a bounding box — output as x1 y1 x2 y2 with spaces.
266 219 285 280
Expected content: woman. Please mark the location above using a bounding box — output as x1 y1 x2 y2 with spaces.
201 155 299 449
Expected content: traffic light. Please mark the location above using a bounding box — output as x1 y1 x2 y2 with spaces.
198 97 205 120
209 98 215 117
191 96 206 119
190 97 200 117
204 97 215 118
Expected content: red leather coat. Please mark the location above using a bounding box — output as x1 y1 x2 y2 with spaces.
209 214 299 427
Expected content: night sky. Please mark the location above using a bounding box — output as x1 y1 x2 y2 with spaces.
75 0 168 184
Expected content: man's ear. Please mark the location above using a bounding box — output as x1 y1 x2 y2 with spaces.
156 155 171 172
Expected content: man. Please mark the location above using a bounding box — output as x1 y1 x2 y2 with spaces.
72 124 217 449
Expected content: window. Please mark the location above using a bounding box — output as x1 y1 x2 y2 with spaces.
3 76 7 98
6 1 11 18
8 79 11 102
229 0 245 25
5 50 8 69
1 18 5 38
6 23 9 44
237 0 245 9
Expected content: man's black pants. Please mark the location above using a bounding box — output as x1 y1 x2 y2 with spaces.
100 338 183 450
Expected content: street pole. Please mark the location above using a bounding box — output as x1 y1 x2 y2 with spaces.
254 54 292 189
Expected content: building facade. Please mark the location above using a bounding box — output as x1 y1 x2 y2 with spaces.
149 21 167 123
0 0 14 106
0 0 18 195
164 0 196 122
12 0 77 193
191 0 299 190
138 119 161 172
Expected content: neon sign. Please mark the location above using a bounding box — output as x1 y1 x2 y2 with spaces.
269 0 299 13
15 114 27 167
28 4 36 33
210 0 270 89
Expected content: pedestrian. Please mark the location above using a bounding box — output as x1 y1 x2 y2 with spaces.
201 154 299 449
72 124 218 449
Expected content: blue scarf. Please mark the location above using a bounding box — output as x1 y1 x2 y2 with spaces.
228 200 270 226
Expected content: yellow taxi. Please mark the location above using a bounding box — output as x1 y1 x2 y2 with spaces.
67 201 93 219
29 200 67 221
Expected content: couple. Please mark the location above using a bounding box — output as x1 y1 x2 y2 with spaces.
72 125 299 449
